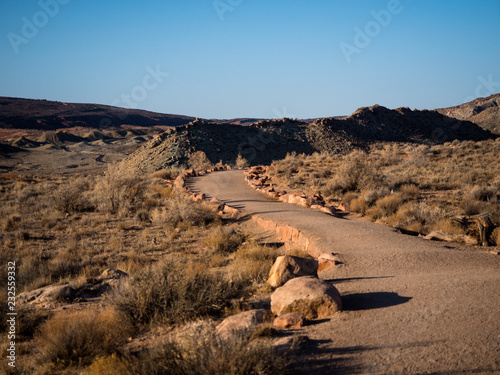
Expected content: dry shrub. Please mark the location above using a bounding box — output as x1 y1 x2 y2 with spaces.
150 183 173 199
363 188 390 205
37 307 131 368
53 179 95 213
188 151 212 171
399 184 420 201
92 165 145 216
152 196 218 228
113 259 244 327
467 185 498 202
431 219 466 236
375 195 403 217
87 353 132 375
329 151 375 193
229 242 278 284
89 321 287 375
203 226 246 254
235 154 250 169
350 197 368 215
461 199 483 216
151 169 181 180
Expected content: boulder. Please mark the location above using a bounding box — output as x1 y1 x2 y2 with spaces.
273 312 307 329
216 309 268 339
271 276 342 319
267 255 318 287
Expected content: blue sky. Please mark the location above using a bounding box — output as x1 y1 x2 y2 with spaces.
1 0 499 119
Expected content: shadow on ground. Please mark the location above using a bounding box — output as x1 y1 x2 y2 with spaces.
342 292 412 311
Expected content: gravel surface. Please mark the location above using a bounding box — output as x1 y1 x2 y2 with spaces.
189 170 500 375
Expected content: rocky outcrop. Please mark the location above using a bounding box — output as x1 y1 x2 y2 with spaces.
271 276 342 319
267 255 318 287
18 268 128 309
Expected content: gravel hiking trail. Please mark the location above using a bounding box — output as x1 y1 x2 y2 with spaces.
188 170 500 375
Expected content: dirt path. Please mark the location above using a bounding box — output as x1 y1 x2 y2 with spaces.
188 170 500 375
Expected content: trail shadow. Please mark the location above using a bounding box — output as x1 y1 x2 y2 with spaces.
326 276 395 284
342 292 412 311
288 340 372 375
305 318 330 326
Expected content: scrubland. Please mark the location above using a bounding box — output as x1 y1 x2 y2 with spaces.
0 164 286 375
267 140 500 244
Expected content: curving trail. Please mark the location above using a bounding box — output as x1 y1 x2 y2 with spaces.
188 170 500 375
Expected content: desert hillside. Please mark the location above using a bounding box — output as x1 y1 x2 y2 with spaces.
437 93 500 134
124 106 495 172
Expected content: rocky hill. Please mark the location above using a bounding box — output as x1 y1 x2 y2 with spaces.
437 94 500 134
124 106 495 172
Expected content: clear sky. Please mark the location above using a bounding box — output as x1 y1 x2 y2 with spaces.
1 0 499 119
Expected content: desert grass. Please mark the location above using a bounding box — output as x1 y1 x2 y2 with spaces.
87 321 288 375
36 307 132 369
267 140 500 239
112 258 247 328
0 167 288 374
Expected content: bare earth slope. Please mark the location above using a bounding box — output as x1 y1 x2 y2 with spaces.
437 93 500 134
189 170 500 375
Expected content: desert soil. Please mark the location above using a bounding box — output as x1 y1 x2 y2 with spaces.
189 170 500 375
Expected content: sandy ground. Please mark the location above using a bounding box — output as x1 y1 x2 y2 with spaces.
0 142 140 175
189 170 500 375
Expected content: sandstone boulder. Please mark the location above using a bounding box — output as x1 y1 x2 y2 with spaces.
216 309 269 339
271 276 342 319
267 255 318 287
273 312 306 329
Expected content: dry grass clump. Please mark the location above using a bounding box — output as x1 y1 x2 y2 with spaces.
113 259 245 328
188 151 213 171
36 307 132 369
53 178 95 213
235 154 250 169
92 165 146 216
88 321 288 375
151 168 182 180
374 195 404 218
203 226 246 254
229 242 279 285
152 196 219 228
